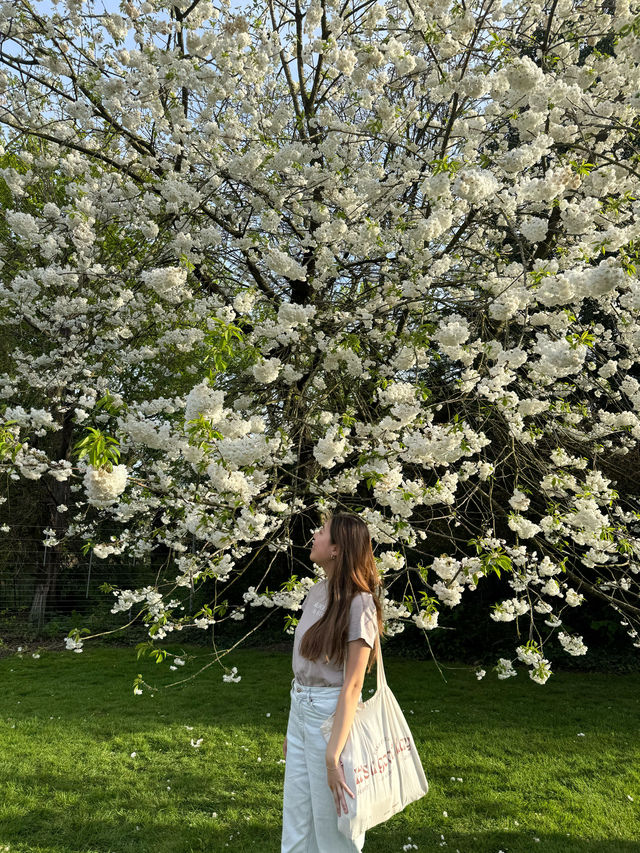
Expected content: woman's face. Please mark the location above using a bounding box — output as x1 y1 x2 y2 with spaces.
310 519 336 568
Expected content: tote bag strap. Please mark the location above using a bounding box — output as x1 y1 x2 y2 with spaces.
374 632 387 690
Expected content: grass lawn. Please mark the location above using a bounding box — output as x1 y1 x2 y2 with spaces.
0 643 639 853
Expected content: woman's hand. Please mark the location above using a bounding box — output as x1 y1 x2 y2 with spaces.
326 760 355 816
282 736 287 759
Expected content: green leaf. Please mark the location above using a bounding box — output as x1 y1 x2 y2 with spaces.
136 642 152 660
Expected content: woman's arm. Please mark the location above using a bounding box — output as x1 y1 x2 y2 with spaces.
325 637 372 815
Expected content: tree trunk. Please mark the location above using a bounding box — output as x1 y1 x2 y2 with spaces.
28 399 74 629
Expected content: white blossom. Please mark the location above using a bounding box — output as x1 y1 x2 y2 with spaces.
495 658 517 680
185 381 224 424
252 358 282 384
64 636 84 653
223 666 241 683
83 465 128 507
509 489 530 512
413 609 438 630
452 168 499 203
265 249 307 281
313 427 347 468
565 588 585 607
529 659 552 685
558 632 588 656
6 211 38 240
141 267 190 303
508 514 541 539
541 578 561 597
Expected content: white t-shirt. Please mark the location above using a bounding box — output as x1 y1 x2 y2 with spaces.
292 578 378 687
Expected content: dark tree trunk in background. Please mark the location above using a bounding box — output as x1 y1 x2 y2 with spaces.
28 402 74 630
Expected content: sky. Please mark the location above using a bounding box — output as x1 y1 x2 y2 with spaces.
37 0 250 19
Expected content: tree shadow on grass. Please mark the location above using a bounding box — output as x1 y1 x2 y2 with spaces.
5 800 637 853
0 765 284 853
366 825 640 853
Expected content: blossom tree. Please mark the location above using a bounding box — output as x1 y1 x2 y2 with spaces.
1 0 640 684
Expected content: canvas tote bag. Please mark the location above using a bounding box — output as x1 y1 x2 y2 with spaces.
320 637 429 839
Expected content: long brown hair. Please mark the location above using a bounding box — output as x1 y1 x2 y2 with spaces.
299 512 384 670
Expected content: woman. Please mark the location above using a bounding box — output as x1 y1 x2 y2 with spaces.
281 512 383 853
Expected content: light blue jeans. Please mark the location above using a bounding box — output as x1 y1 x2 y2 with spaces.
282 680 365 853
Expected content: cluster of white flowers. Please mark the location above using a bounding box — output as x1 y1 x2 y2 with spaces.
209 554 236 583
93 542 125 559
534 259 626 308
558 632 587 656
118 413 175 452
13 447 50 481
4 405 59 432
185 380 225 424
500 135 554 174
565 588 584 607
222 666 241 683
377 382 417 407
515 645 552 684
233 290 257 315
111 586 151 614
217 434 272 469
382 595 411 635
207 463 260 503
413 609 438 630
265 249 307 281
432 580 463 608
400 423 489 468
243 576 317 612
530 335 587 381
6 210 38 240
538 557 562 577
376 550 405 574
277 301 316 328
550 448 587 468
64 636 84 653
431 556 459 581
505 56 545 94
83 465 128 507
520 216 549 242
141 267 191 303
491 597 530 622
323 346 365 378
313 426 348 468
495 658 517 680
508 489 530 512
508 513 541 539
252 357 282 384
516 645 543 666
528 658 553 685
541 578 561 597
433 315 470 351
452 168 499 203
